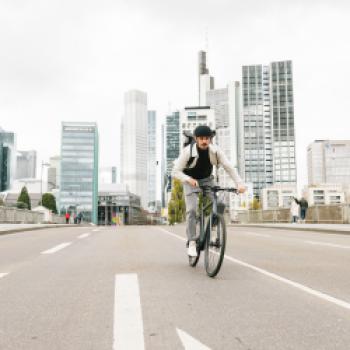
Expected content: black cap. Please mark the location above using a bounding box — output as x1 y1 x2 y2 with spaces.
194 125 213 137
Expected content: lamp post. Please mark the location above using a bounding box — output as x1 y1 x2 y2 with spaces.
40 161 50 206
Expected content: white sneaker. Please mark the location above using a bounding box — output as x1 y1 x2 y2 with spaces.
187 241 197 257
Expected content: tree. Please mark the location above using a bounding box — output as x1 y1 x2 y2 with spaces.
0 197 4 206
168 178 186 224
17 186 31 210
41 193 57 213
250 197 261 210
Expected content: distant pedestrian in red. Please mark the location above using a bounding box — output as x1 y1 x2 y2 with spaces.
65 212 70 224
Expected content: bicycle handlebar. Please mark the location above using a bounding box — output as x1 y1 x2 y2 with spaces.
199 185 238 193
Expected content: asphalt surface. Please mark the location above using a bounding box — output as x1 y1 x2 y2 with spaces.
0 224 350 349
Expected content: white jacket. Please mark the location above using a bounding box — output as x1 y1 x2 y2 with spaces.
290 200 299 216
172 143 244 187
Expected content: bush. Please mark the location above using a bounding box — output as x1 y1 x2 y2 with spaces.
17 186 31 210
41 193 57 213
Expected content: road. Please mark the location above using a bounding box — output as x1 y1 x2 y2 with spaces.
0 224 350 349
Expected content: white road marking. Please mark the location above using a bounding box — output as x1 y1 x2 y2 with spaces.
177 328 211 350
41 242 72 254
114 274 144 350
0 273 9 279
305 241 350 249
77 233 91 239
158 228 350 311
240 231 271 238
92 229 100 232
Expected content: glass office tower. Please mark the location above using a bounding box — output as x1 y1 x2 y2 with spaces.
59 122 99 223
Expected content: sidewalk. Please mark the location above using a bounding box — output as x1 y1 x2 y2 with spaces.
233 223 350 234
0 224 85 235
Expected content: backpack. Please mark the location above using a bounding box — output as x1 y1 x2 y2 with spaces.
182 130 218 168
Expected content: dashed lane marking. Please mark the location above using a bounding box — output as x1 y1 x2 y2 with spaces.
41 242 72 254
77 233 91 239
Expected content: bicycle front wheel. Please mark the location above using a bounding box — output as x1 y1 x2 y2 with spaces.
204 214 226 277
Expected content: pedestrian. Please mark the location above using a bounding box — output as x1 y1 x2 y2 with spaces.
290 197 299 223
65 212 70 224
296 196 309 224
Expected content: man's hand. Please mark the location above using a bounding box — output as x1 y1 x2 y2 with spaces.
238 185 246 194
187 178 198 187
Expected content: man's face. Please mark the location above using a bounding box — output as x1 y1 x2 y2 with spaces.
195 136 211 150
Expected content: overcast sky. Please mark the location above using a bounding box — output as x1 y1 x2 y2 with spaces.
1 0 350 193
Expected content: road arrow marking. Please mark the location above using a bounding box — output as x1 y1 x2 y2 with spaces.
77 233 91 239
41 242 72 254
176 328 211 350
114 274 144 350
0 273 9 279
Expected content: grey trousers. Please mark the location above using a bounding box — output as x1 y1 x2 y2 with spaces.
183 177 214 241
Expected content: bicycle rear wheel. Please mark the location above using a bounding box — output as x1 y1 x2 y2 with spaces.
204 214 226 277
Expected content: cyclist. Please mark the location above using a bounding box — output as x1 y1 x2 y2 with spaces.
172 125 246 257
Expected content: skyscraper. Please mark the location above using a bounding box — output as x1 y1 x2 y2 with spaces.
166 111 180 176
16 150 37 179
120 90 148 208
198 51 214 106
47 155 60 191
241 61 296 198
0 127 16 192
59 122 99 223
148 110 157 209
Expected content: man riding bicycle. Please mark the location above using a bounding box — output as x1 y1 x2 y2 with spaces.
172 125 246 257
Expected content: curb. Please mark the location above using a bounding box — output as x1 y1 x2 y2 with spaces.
0 224 86 236
231 224 350 235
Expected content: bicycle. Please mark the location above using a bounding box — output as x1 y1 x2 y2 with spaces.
188 185 238 277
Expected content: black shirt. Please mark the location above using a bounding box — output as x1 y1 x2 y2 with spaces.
184 147 213 180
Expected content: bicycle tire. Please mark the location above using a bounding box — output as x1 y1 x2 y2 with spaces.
204 214 226 277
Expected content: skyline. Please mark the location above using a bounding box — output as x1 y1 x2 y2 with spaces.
1 0 350 195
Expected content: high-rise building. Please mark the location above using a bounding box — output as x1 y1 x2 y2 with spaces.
270 61 296 185
198 51 214 106
241 61 296 198
120 90 148 208
166 111 180 176
148 110 157 209
307 140 350 185
16 150 36 179
99 166 117 184
0 127 16 192
59 122 99 223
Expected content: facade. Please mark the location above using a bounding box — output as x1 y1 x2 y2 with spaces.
99 166 117 184
59 122 99 224
120 90 148 208
16 150 36 179
47 156 61 192
179 106 215 146
0 128 16 192
147 110 157 209
261 184 297 210
98 184 144 225
307 140 350 186
305 184 345 206
198 51 214 106
166 111 180 176
241 60 296 198
270 61 296 185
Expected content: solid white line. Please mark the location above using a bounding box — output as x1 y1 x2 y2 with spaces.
41 242 72 254
77 233 91 239
177 328 211 350
0 273 9 279
157 228 350 311
114 274 144 350
240 232 271 238
305 241 350 249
